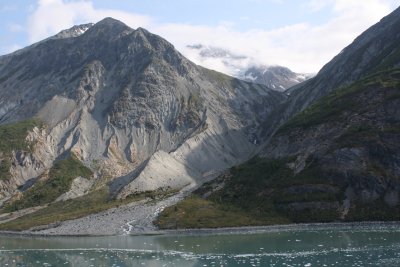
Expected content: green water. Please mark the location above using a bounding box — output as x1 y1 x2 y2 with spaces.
1 223 400 266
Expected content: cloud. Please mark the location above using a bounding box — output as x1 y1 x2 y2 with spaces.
27 0 152 43
305 0 335 12
24 0 399 73
153 0 397 73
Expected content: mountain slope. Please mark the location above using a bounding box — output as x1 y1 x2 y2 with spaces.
157 7 400 228
258 6 400 142
260 68 400 220
157 68 400 228
0 18 285 226
286 6 400 113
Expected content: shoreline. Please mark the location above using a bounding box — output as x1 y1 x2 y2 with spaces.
157 221 400 236
1 221 400 238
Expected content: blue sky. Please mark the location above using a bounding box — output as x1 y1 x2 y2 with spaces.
0 0 398 73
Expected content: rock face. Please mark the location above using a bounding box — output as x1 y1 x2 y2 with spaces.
259 69 400 220
253 6 400 221
0 18 285 202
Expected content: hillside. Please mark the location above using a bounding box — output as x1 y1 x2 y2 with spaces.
1 7 400 233
156 6 400 229
0 18 285 232
157 68 400 228
264 5 400 133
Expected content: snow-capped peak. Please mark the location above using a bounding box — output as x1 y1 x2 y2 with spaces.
53 23 94 39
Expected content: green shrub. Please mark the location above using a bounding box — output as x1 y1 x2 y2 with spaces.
0 118 43 180
3 155 92 212
0 118 43 153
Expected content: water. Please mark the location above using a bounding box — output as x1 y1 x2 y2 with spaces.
1 223 400 266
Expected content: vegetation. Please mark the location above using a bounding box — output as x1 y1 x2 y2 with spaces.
0 118 43 180
0 187 178 231
346 198 400 222
3 155 92 212
335 124 400 151
0 118 43 153
278 68 400 133
156 157 344 229
156 195 277 229
203 68 234 85
188 92 202 109
0 159 12 181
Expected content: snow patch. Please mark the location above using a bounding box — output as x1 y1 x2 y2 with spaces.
244 72 257 81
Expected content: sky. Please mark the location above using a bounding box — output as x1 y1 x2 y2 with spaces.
0 0 398 73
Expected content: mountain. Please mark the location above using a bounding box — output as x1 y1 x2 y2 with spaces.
52 23 94 39
286 5 400 113
243 65 312 91
259 5 400 139
185 44 311 91
2 6 400 233
0 18 285 230
156 7 400 228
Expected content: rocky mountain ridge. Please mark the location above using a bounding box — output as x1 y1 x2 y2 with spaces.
1 5 400 233
0 18 284 209
155 6 400 229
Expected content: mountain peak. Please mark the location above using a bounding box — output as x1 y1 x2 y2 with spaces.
136 27 149 33
53 23 94 39
96 17 128 27
85 17 132 37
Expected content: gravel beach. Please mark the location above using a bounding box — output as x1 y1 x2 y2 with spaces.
31 186 194 236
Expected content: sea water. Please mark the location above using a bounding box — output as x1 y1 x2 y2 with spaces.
1 223 399 266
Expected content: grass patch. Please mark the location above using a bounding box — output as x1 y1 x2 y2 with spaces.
203 68 234 85
0 187 178 231
156 195 287 229
0 118 43 153
3 155 92 212
0 118 43 180
0 188 111 231
0 158 12 181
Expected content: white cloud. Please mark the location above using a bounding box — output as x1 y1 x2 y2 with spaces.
24 0 399 73
27 0 152 43
305 0 335 12
154 0 397 73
